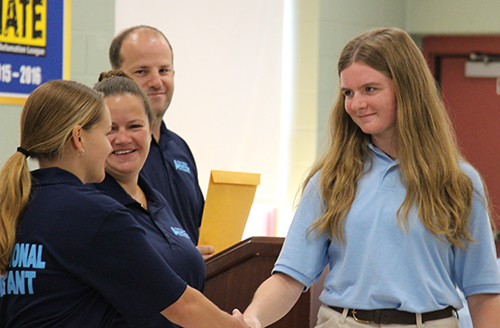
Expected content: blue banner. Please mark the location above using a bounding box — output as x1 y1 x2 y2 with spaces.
0 0 70 104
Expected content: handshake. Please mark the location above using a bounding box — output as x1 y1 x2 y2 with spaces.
232 309 261 328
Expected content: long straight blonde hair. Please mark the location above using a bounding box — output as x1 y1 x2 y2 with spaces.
306 28 478 247
0 80 105 275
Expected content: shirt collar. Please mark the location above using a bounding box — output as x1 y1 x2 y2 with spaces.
367 142 399 165
95 173 165 214
31 167 84 187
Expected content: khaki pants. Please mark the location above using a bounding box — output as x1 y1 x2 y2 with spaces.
315 304 460 328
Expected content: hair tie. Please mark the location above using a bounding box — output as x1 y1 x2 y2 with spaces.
17 147 31 158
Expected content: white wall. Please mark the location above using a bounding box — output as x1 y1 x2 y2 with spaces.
115 0 286 236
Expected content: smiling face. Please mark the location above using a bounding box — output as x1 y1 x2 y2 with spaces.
341 61 398 156
119 29 174 122
105 93 151 182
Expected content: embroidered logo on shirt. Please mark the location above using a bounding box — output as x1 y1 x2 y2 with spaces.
174 160 191 174
171 227 191 240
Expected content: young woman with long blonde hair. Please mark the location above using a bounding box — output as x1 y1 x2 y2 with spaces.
242 28 500 328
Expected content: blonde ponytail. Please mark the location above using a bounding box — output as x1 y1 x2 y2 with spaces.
0 152 32 275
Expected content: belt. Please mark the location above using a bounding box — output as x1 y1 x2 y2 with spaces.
328 305 455 325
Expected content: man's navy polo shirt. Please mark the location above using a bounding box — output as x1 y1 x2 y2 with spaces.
141 122 204 244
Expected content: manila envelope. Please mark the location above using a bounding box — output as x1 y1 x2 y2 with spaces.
198 170 260 253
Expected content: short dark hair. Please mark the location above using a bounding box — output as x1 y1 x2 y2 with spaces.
109 25 174 69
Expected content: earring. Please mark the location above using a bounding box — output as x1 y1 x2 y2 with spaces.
77 148 85 157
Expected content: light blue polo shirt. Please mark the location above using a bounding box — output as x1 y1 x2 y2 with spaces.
274 144 500 313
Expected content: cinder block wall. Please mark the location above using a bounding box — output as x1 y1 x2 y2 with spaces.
0 0 115 167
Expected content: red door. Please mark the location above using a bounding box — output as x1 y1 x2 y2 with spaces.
422 36 500 255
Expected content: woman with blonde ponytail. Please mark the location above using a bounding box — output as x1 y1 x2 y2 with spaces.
0 80 248 328
0 80 110 277
242 28 500 328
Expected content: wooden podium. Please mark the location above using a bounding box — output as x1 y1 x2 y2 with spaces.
204 237 325 328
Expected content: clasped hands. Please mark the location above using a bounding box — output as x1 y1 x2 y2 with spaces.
232 309 261 328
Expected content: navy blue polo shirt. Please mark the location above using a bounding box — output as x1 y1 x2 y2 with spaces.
94 173 206 327
141 122 204 244
0 168 187 328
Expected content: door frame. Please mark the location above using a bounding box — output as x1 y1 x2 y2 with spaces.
422 35 500 255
